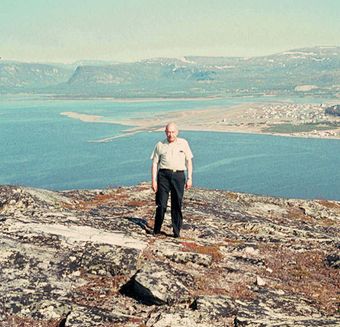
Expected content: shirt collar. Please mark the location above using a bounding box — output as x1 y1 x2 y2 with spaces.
164 138 178 145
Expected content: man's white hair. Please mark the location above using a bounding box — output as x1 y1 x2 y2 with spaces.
165 122 178 131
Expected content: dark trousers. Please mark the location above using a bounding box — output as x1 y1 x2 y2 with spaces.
154 169 185 237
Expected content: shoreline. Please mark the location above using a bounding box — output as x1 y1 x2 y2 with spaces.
61 101 340 141
43 95 225 103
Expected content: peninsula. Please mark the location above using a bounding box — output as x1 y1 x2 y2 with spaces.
61 101 340 142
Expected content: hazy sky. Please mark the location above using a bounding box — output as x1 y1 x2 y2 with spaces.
1 0 339 63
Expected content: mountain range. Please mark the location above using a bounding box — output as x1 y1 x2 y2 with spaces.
1 46 339 98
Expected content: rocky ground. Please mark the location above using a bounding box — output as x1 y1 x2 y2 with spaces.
0 183 339 326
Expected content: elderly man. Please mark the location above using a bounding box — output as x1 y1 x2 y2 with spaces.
150 122 193 238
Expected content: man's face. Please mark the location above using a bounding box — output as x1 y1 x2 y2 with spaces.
165 125 178 143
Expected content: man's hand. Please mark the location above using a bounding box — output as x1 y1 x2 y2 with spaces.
185 178 192 190
152 180 158 193
151 162 158 193
186 158 193 190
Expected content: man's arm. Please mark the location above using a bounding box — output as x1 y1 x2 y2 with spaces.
185 157 193 190
151 161 158 193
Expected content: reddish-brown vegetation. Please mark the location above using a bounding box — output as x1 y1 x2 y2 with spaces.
181 241 223 262
260 244 339 315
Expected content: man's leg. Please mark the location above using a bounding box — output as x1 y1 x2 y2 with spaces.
154 170 170 234
170 172 185 237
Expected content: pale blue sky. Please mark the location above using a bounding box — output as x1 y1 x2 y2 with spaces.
1 0 339 63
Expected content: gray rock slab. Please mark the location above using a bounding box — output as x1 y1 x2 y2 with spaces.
122 261 194 305
165 250 213 266
192 295 238 318
65 305 128 327
82 243 142 276
7 222 147 250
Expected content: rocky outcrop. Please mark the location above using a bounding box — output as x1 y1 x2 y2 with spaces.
0 184 339 326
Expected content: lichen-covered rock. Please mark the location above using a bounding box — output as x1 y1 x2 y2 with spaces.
121 261 194 305
29 300 71 321
153 240 213 266
146 311 230 327
191 295 238 318
0 184 339 326
166 250 213 266
82 243 142 276
65 305 128 327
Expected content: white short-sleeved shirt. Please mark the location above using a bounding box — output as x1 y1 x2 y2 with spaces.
150 137 193 171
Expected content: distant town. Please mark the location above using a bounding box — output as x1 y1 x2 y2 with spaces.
218 102 340 138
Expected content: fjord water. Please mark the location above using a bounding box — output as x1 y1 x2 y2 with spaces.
1 96 339 200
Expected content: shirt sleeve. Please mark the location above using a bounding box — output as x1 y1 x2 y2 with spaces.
184 140 193 160
150 143 160 163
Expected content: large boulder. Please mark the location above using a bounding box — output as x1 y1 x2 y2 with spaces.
121 261 194 305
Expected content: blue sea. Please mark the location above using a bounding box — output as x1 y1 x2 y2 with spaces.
1 95 340 200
